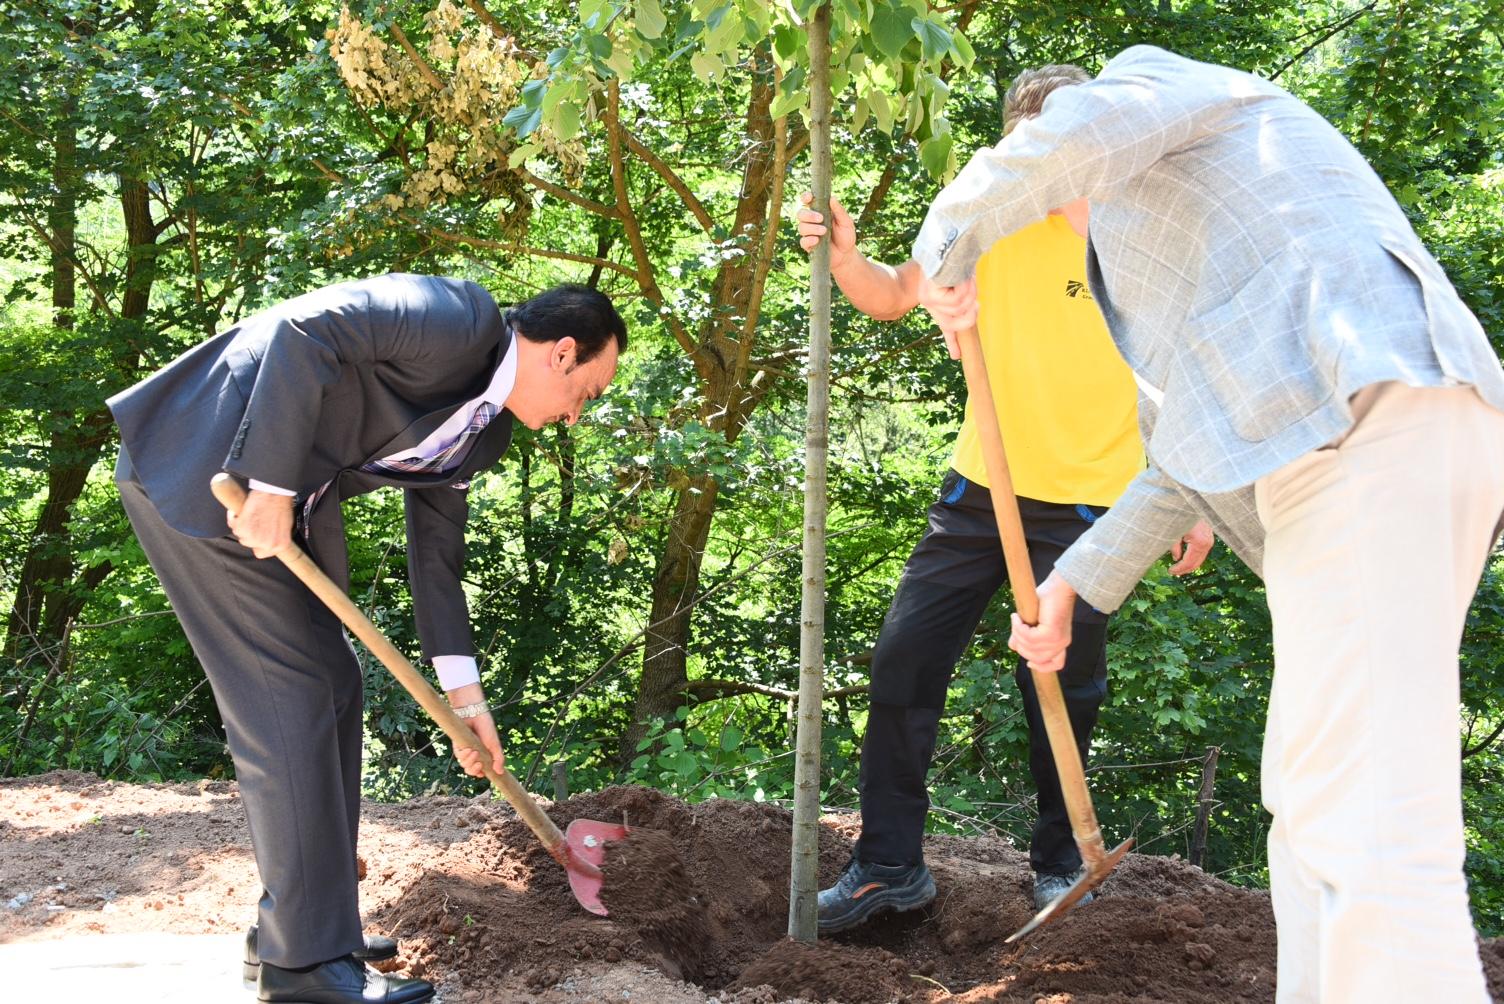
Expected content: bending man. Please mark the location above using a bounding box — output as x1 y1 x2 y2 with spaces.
109 276 625 1004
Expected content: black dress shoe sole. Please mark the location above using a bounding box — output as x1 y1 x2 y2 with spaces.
256 991 435 1004
244 947 401 988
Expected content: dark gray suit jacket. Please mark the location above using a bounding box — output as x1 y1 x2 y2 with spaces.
108 273 515 662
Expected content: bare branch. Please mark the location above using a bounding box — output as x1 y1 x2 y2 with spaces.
1270 1 1380 80
1463 718 1504 759
403 220 639 278
462 0 510 45
734 62 790 387
605 78 696 354
620 125 715 233
682 678 868 703
388 21 446 92
513 165 618 218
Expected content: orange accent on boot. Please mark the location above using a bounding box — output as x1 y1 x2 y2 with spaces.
851 882 886 899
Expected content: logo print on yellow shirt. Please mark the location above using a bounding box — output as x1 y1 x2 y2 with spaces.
1065 280 1093 300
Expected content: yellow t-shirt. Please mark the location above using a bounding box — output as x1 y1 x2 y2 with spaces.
948 215 1144 507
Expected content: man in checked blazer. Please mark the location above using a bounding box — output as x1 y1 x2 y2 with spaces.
911 45 1504 1003
108 275 625 1004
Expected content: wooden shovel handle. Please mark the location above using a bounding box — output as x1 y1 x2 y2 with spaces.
954 327 1109 864
210 474 571 862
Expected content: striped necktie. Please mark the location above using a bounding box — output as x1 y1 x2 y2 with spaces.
300 401 499 537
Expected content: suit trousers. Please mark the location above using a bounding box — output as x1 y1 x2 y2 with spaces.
856 473 1110 873
1255 381 1503 1003
118 477 365 969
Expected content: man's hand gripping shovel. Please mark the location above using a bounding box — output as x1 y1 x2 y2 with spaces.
211 474 627 915
953 327 1132 943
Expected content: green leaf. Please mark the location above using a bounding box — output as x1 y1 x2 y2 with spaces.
636 0 667 40
869 2 912 61
868 85 894 133
507 141 542 168
720 725 744 751
502 104 542 137
772 23 801 61
912 16 949 62
553 99 582 140
949 29 975 67
520 78 548 108
580 0 610 29
770 87 805 120
586 33 613 59
690 50 721 81
919 133 952 178
604 46 634 81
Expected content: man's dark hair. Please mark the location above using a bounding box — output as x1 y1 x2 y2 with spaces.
506 284 627 365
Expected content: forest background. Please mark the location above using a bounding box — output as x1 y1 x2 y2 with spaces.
4 0 1502 934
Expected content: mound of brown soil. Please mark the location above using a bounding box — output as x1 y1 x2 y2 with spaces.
4 771 1502 1003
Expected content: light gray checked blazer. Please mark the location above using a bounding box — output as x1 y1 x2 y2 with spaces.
914 45 1504 612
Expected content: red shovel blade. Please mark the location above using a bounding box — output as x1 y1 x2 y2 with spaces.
563 817 630 916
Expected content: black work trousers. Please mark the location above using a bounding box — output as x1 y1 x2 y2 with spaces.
855 470 1111 876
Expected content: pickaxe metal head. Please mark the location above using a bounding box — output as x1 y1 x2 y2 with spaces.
1006 837 1133 943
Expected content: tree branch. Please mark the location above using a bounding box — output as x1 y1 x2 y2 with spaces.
402 219 638 278
389 21 446 92
734 63 790 387
620 125 714 233
1270 1 1380 80
682 678 868 703
1463 718 1504 759
513 165 618 217
605 78 695 354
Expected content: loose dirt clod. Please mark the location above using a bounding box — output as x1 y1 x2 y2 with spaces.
5 772 1504 1003
599 826 713 980
728 938 909 1003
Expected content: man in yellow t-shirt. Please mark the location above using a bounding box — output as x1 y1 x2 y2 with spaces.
796 65 1213 934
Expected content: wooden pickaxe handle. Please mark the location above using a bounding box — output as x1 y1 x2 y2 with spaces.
954 326 1109 867
209 474 581 870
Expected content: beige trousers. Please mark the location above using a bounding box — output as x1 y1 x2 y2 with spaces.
1255 381 1504 1003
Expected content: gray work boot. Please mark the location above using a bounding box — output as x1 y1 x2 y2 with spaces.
818 857 937 933
1032 866 1095 911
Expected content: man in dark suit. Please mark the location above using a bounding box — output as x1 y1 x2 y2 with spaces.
108 275 625 1004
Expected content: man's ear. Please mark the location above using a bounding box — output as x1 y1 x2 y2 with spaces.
552 336 578 372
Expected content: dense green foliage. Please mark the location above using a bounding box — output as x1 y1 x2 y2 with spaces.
3 0 1501 933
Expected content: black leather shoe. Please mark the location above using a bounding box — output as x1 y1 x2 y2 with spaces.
258 954 434 1004
244 924 400 986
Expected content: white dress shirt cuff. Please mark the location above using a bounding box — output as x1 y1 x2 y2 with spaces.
247 479 297 497
432 655 481 691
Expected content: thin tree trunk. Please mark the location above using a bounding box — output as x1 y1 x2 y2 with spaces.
788 2 832 944
623 473 720 755
617 50 782 763
5 114 78 689
5 169 155 701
